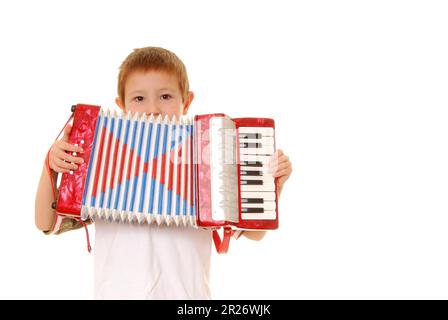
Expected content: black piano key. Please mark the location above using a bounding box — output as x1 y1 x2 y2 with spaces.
241 180 263 185
241 198 264 204
239 133 261 139
240 161 263 167
241 170 262 176
242 207 264 213
241 142 262 148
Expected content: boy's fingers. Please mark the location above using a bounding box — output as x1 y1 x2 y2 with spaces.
269 152 288 165
51 165 71 174
54 157 79 170
272 161 291 173
272 167 292 178
57 140 84 153
56 150 84 164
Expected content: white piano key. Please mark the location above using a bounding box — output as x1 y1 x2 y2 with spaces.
238 127 274 137
240 166 271 174
240 175 275 182
241 211 277 220
241 192 276 201
239 145 275 155
241 183 276 192
239 155 272 163
239 137 275 145
241 202 277 210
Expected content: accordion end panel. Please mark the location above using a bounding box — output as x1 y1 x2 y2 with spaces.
56 104 101 218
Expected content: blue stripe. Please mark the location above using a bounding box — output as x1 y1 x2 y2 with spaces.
162 124 168 155
139 123 153 213
149 178 156 213
153 123 161 159
167 190 172 215
100 192 105 207
183 199 187 216
148 123 161 213
176 194 180 216
139 173 147 212
82 113 102 206
130 121 145 212
157 124 169 214
105 117 116 209
107 118 122 209
91 196 96 207
123 179 130 211
130 119 137 150
157 183 164 214
122 119 137 211
114 119 130 210
114 183 121 210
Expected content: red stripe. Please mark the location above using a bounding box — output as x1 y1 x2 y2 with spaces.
176 145 182 196
117 143 127 185
167 149 174 191
126 148 134 180
134 155 141 180
109 136 120 188
160 154 166 184
91 126 106 197
190 137 194 205
101 129 114 193
143 160 149 174
151 157 158 179
183 161 188 203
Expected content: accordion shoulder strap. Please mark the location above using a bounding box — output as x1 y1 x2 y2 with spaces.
212 227 233 254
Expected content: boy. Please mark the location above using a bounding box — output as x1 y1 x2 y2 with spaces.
35 47 292 299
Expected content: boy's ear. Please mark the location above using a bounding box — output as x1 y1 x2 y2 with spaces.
183 91 194 115
115 97 125 111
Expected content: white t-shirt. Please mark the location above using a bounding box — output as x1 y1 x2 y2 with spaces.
93 219 212 300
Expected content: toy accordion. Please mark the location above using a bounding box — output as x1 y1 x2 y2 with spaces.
53 104 279 253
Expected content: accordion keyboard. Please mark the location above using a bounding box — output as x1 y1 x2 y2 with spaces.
238 127 277 220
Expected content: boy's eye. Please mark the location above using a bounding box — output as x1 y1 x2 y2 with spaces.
133 96 144 102
160 94 172 100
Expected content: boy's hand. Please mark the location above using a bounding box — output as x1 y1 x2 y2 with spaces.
48 124 84 173
269 149 292 195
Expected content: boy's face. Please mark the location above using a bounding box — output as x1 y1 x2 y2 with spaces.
116 69 193 117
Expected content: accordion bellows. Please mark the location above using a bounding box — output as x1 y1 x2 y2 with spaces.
82 108 197 226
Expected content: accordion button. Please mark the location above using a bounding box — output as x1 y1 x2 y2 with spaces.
69 170 74 175
80 139 85 144
73 152 77 156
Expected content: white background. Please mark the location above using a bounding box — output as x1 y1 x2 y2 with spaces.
0 0 447 299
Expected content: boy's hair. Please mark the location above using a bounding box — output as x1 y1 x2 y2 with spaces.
117 46 190 104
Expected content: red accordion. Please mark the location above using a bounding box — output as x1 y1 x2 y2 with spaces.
53 104 279 253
